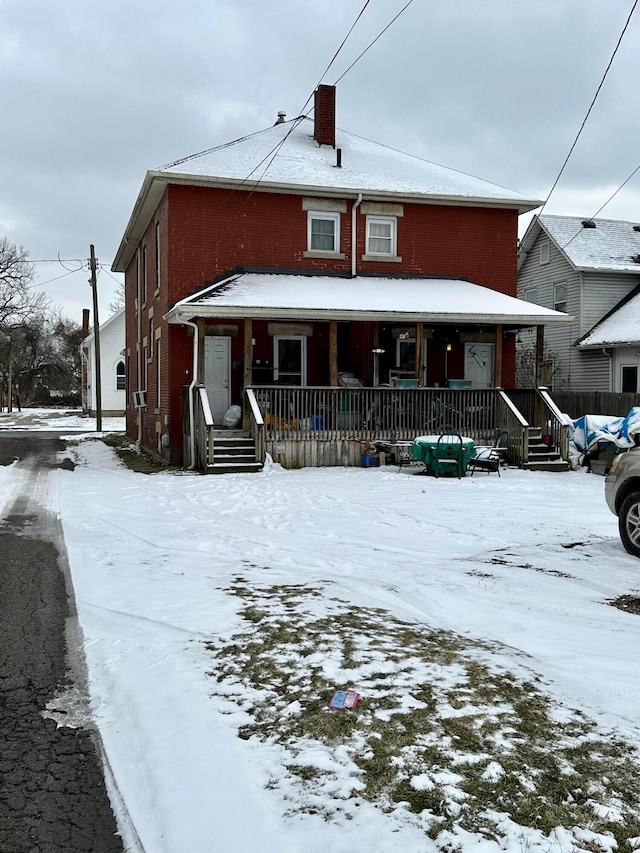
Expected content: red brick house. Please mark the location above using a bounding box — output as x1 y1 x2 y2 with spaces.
112 86 570 472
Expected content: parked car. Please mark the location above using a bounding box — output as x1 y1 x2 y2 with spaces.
605 448 640 557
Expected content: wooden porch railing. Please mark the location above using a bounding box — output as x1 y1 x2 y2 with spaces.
246 388 265 465
505 387 571 461
249 386 518 447
496 390 529 467
185 384 215 470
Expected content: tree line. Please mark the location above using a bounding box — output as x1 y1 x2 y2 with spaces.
0 237 83 409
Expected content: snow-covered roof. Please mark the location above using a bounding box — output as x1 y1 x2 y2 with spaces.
519 214 640 273
578 287 640 348
157 117 539 210
114 117 541 273
166 272 571 325
82 306 125 348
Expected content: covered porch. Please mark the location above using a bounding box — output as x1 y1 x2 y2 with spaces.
166 270 572 471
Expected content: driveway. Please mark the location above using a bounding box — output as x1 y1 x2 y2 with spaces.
0 432 123 852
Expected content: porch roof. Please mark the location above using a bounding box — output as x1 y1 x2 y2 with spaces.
166 273 572 326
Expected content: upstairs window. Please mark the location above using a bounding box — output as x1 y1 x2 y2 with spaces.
116 360 126 390
554 281 567 312
539 241 550 265
524 287 538 303
155 221 161 292
366 215 396 256
308 211 340 253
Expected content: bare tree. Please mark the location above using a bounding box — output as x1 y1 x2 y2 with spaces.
108 282 125 315
0 237 48 329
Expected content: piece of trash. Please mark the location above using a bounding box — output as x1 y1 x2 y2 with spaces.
329 690 360 710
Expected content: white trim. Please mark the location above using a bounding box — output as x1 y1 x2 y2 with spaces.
273 335 307 386
553 281 567 312
366 215 397 256
307 210 340 253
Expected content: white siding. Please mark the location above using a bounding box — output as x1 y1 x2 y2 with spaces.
84 310 126 415
517 231 579 389
581 272 639 335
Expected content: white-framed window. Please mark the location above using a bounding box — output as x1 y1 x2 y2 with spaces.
156 339 161 408
155 221 161 292
553 281 567 312
115 360 125 391
307 211 340 253
539 241 550 265
622 364 638 393
141 244 147 304
366 215 396 256
524 287 538 303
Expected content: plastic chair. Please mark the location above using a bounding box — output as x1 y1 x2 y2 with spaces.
432 431 464 478
468 430 509 476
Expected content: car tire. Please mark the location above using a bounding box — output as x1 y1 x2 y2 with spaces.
618 491 640 558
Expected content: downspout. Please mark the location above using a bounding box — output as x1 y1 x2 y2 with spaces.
351 192 363 278
182 317 199 470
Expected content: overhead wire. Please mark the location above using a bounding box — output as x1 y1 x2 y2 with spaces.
333 0 414 85
539 0 638 215
210 0 379 255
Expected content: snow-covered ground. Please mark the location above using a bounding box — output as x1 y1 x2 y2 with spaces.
3 408 640 852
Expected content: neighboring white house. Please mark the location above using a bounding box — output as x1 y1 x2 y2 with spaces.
517 215 640 391
81 308 126 416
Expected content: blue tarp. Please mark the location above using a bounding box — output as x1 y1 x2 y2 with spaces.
569 407 640 468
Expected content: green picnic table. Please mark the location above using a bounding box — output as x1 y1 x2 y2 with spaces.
412 434 476 477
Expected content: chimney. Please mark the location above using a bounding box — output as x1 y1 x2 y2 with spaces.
314 84 336 147
82 308 90 339
274 110 286 125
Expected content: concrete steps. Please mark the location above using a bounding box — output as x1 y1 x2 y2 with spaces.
206 430 263 474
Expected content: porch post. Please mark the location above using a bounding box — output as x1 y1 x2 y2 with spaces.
197 319 205 382
494 325 503 387
535 325 544 387
329 320 338 386
415 322 424 386
243 318 253 430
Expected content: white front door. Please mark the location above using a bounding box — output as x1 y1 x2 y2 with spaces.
204 336 231 423
464 343 494 387
274 336 307 385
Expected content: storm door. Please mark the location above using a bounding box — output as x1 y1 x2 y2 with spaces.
464 343 494 387
204 336 231 423
273 336 307 386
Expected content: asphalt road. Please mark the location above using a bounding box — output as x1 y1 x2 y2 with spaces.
0 432 124 853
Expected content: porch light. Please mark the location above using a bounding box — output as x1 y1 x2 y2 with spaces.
372 347 385 355
446 343 452 352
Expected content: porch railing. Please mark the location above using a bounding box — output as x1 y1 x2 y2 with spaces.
249 386 513 446
496 390 529 467
505 387 571 461
246 388 265 465
192 384 215 469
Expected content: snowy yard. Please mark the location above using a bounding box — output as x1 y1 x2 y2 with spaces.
3 410 640 852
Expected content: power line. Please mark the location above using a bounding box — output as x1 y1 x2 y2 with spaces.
539 0 638 214
333 0 415 85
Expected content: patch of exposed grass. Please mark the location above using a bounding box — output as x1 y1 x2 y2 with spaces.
203 584 640 848
100 434 176 474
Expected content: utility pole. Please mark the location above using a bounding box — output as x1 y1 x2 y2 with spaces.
7 338 13 414
89 245 102 431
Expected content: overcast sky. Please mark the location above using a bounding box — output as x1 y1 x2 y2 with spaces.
2 0 639 323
